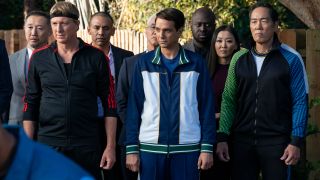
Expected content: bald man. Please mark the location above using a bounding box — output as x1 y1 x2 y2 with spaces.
183 7 216 58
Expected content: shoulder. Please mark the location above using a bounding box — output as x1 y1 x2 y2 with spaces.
10 48 26 60
0 39 4 46
279 43 303 63
111 45 134 56
182 40 195 52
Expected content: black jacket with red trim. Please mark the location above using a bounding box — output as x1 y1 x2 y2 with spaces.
23 38 117 147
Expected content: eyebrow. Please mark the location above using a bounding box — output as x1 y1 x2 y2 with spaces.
250 17 270 20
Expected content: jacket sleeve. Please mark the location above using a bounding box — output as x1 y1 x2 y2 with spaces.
217 49 248 142
23 54 41 121
197 55 216 153
116 58 130 124
0 40 13 115
125 59 144 154
97 53 117 117
288 53 308 147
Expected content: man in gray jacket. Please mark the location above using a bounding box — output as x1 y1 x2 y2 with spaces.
8 11 51 125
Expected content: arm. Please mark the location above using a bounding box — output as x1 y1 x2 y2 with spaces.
97 53 117 169
23 120 36 139
281 51 308 165
23 53 41 138
125 59 144 172
217 49 248 140
196 55 215 170
216 49 247 161
100 116 117 169
0 40 13 116
116 58 130 124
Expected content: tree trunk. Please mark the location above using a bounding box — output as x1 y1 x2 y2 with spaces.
279 0 320 29
24 0 43 18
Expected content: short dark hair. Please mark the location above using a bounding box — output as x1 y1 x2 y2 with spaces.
249 2 279 23
192 6 216 25
156 8 185 30
90 12 114 25
25 11 50 25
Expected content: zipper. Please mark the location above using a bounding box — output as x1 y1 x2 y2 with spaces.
254 78 258 145
166 70 171 158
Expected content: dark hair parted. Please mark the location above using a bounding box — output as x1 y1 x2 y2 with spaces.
249 2 279 23
206 25 240 77
156 8 185 30
89 12 114 25
25 11 51 25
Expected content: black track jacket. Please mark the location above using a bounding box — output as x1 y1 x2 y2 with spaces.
23 39 117 147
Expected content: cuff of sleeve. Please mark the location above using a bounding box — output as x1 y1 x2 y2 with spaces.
126 145 139 154
217 132 229 142
105 108 117 117
23 112 35 121
290 136 304 147
200 144 213 153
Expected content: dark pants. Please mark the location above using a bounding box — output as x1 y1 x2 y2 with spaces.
140 151 200 180
231 142 289 180
51 146 102 180
200 154 231 180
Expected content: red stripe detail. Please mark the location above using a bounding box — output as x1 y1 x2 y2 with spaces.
23 102 28 112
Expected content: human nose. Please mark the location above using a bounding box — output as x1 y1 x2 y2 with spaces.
31 27 37 35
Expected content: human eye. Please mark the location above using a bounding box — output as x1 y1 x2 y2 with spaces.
250 19 257 24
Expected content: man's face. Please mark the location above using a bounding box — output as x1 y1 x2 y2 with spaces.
191 12 215 45
155 18 181 49
88 15 115 48
24 15 51 49
51 17 79 44
145 17 158 48
250 7 278 45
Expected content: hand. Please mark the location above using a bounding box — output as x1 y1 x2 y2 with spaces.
126 154 140 172
216 142 230 162
280 144 300 165
100 147 116 170
197 152 213 170
215 113 220 119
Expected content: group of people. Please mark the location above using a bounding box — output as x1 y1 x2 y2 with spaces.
0 1 308 180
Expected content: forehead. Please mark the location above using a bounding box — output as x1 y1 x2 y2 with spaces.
217 30 234 39
250 7 271 19
155 18 175 29
50 16 74 23
192 11 213 23
90 15 113 26
25 15 49 25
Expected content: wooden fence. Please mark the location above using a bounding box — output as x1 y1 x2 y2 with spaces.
0 29 147 55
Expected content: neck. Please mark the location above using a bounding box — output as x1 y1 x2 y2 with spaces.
57 38 79 53
0 129 16 176
218 57 231 65
161 44 179 59
93 42 111 55
147 44 156 52
193 40 209 49
255 40 273 55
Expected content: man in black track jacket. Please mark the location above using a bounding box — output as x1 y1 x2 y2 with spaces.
22 2 117 180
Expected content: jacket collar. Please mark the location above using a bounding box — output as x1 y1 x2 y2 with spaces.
151 46 190 65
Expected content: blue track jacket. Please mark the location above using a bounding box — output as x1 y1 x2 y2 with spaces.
126 46 215 154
